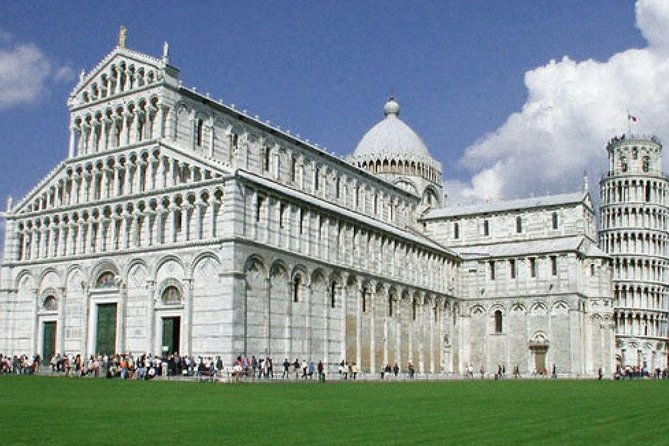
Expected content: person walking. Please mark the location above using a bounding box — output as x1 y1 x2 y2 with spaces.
282 358 290 379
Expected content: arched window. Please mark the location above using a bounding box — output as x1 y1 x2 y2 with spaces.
162 286 181 304
293 275 301 302
642 156 650 173
361 288 367 313
388 296 393 317
494 310 503 333
412 299 417 321
263 147 271 171
483 219 490 236
516 216 522 233
453 222 460 239
96 272 116 288
552 212 559 230
330 281 337 308
43 295 58 311
196 119 204 146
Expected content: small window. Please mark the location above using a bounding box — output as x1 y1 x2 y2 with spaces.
642 156 650 173
162 286 181 304
255 196 264 222
516 216 522 233
483 219 490 236
590 264 596 276
196 119 204 146
530 258 537 278
489 261 496 280
293 276 301 302
362 289 367 313
388 296 393 317
330 282 337 308
620 157 628 172
314 168 320 191
279 203 286 228
552 212 559 230
263 147 271 171
291 158 297 182
453 222 460 239
494 310 503 333
510 259 516 279
550 256 557 276
335 178 340 198
412 299 417 321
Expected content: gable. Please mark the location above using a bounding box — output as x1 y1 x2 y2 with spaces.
68 47 179 110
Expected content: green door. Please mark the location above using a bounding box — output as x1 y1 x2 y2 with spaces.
42 321 56 365
96 304 117 356
162 317 180 355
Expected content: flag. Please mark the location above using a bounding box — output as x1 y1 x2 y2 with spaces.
628 114 638 123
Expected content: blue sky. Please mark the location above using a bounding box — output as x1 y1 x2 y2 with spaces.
0 1 658 206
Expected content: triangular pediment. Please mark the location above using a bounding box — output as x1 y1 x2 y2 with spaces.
68 47 179 109
12 161 70 216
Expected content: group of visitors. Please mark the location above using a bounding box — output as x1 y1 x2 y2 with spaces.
0 353 41 375
614 365 669 380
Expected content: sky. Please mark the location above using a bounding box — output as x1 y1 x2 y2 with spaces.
0 0 665 209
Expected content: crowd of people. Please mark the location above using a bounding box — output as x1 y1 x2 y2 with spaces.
3 351 669 382
614 365 669 380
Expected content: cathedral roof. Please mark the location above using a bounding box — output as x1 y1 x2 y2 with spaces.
353 98 431 159
454 235 609 259
423 191 590 220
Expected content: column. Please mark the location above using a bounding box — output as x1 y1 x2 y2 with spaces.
369 282 376 374
57 287 66 355
356 278 363 371
147 281 156 354
182 278 193 357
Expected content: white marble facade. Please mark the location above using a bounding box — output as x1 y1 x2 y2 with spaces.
0 40 627 376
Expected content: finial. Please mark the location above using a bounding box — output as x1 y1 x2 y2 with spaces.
384 96 400 118
162 41 170 63
583 172 589 193
118 25 127 48
79 69 86 83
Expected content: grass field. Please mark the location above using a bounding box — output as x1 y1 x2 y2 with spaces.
1 376 667 445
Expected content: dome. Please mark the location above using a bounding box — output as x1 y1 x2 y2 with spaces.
353 98 430 158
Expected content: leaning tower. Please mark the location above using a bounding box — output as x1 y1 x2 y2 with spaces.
599 134 669 370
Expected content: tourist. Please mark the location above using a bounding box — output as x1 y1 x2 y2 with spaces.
351 362 358 380
317 360 324 381
393 362 399 377
283 358 290 378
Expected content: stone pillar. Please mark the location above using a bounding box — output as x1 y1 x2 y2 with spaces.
146 281 156 355
356 278 363 371
117 283 127 354
306 285 313 360
57 287 66 355
182 278 193 357
369 283 377 374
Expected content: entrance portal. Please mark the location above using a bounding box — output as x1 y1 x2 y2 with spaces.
533 348 547 374
161 317 181 355
42 321 56 365
96 303 117 355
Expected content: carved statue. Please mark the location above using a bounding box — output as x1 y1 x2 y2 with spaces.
118 25 127 48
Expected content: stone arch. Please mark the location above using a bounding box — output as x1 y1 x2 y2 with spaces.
470 304 486 316
38 267 61 290
551 300 569 315
154 254 186 279
157 278 184 305
89 259 120 288
191 251 221 280
244 255 266 288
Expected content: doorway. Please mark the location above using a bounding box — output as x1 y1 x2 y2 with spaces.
42 321 56 365
96 303 117 355
533 347 547 374
161 317 181 355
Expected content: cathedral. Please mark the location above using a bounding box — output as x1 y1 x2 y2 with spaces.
0 35 665 377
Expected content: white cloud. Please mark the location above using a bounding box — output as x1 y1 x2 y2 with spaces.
0 30 73 109
447 0 669 203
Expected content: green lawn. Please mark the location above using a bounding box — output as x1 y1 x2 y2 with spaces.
1 376 666 445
